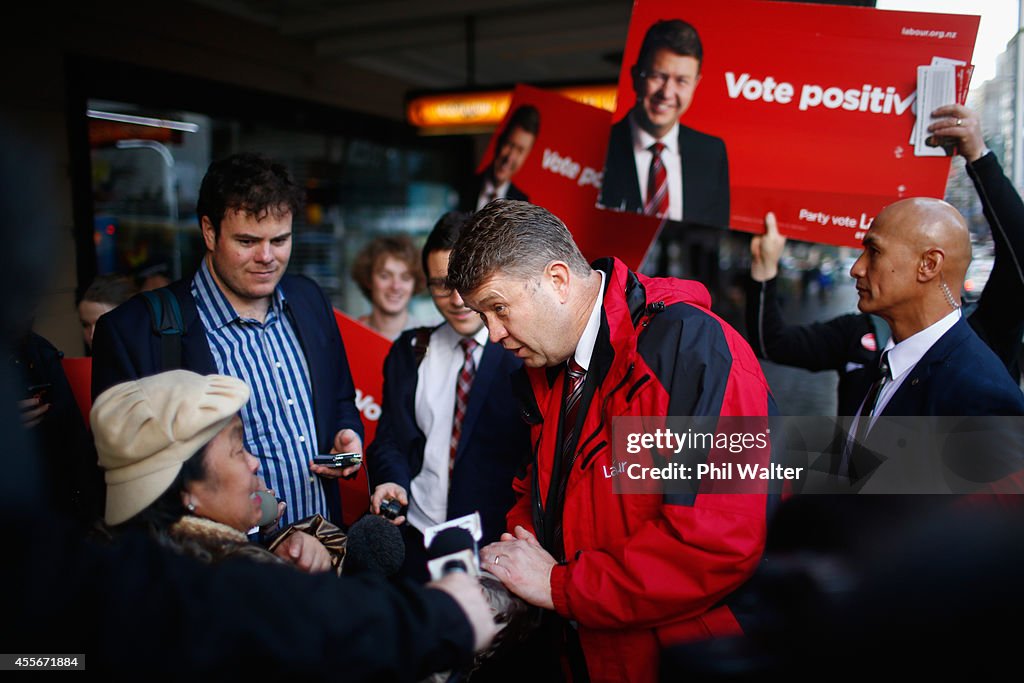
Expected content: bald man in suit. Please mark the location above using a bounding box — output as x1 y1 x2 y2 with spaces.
840 198 1024 483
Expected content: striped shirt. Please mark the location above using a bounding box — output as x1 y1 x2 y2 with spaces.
192 259 325 526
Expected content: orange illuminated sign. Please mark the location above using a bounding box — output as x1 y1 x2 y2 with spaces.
407 85 617 131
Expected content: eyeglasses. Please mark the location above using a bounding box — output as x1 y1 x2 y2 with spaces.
640 70 693 90
427 278 453 297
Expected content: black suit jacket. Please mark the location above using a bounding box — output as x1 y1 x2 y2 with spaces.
842 318 1024 485
876 318 1024 419
459 172 528 212
598 114 730 228
90 274 364 522
366 326 529 544
766 318 1024 589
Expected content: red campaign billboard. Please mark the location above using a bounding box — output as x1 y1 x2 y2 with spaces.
600 0 979 247
333 309 390 443
476 84 663 271
333 309 391 524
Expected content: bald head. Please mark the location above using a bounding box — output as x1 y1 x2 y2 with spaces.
880 197 971 285
851 197 971 341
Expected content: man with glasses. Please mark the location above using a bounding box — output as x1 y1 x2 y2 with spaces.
598 18 730 227
366 211 529 582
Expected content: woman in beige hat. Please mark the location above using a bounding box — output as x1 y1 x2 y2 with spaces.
91 369 343 574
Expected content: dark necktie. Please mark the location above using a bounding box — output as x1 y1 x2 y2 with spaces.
858 350 892 431
561 357 587 464
551 357 587 560
450 337 479 476
840 350 891 476
644 141 669 218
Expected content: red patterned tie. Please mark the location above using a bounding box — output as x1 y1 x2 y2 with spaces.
450 337 479 476
644 141 669 218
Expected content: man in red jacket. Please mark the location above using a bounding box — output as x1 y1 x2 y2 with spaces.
447 199 775 682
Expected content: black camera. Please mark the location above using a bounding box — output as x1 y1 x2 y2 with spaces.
379 498 403 521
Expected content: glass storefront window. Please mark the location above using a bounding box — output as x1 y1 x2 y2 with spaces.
85 97 465 325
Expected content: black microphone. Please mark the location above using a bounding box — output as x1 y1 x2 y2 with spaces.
425 527 479 580
343 513 406 577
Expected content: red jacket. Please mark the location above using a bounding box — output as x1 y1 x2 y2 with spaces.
508 258 774 683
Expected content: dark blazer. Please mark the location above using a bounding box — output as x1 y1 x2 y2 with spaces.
843 318 1024 484
90 274 364 522
366 326 530 545
876 318 1024 419
598 114 730 228
459 172 528 212
767 319 1024 594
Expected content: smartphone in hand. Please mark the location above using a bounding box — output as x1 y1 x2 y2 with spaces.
313 452 362 468
26 382 52 401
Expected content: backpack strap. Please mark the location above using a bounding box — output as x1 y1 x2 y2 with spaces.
141 288 185 371
410 327 434 366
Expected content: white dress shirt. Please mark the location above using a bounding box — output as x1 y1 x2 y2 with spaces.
630 116 683 221
866 308 962 430
408 323 489 532
572 271 606 372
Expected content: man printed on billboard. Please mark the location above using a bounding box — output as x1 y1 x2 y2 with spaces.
599 19 729 227
462 105 540 211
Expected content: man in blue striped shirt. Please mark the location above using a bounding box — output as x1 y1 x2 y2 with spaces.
92 153 364 527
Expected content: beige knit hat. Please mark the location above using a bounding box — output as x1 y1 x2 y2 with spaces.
91 370 251 525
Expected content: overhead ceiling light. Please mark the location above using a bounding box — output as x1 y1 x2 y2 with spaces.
86 109 199 133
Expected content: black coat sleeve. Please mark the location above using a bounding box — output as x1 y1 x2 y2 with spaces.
745 276 871 372
965 151 1024 378
11 523 474 678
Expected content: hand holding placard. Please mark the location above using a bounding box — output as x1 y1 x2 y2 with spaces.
750 212 787 283
927 104 986 162
911 57 973 157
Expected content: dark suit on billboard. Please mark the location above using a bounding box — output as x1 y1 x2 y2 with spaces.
598 115 730 228
460 172 529 212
